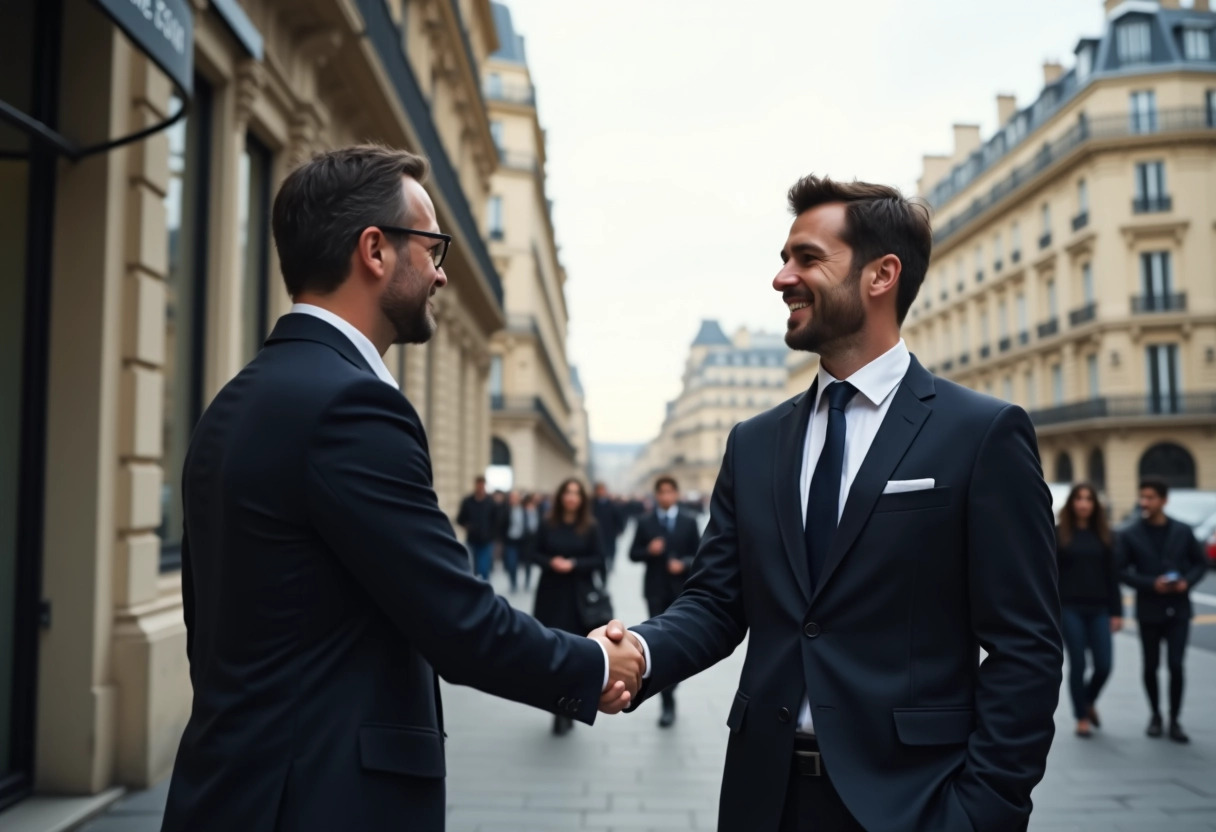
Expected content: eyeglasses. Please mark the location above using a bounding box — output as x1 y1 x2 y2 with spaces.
375 226 452 269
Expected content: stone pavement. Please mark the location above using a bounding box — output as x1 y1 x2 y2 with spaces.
73 525 1216 831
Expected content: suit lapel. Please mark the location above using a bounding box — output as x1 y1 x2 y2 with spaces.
811 359 934 605
775 380 817 604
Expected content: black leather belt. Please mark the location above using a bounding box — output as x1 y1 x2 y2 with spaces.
793 734 825 778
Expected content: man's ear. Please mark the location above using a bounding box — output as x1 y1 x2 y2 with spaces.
869 253 902 302
354 227 390 280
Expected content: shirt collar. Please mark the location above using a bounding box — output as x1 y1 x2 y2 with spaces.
291 303 399 389
813 339 910 410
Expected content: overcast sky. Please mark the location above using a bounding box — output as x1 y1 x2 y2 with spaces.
499 0 1108 443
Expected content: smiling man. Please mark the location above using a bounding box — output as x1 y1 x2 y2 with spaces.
603 176 1063 831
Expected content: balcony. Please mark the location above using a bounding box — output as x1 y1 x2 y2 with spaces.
490 395 577 456
484 81 536 106
959 352 971 366
999 336 1012 353
979 344 991 359
930 108 1216 245
1011 250 1022 264
489 228 504 241
1037 317 1059 339
1018 330 1030 346
1071 211 1089 231
1069 302 1097 326
1038 232 1052 249
1132 195 1173 214
1029 393 1216 428
1131 293 1187 314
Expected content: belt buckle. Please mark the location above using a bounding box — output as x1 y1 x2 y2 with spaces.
795 749 823 777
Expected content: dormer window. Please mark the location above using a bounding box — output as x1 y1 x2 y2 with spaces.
1183 27 1212 61
1117 19 1152 64
1076 45 1093 80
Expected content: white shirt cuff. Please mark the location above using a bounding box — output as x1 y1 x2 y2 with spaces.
629 630 653 680
595 639 610 691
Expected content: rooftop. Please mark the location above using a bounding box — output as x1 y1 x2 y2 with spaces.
691 319 732 347
490 2 527 64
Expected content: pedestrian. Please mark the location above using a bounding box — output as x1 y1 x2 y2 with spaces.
1055 483 1122 738
628 475 701 728
520 492 541 591
160 144 641 832
1118 478 1208 743
457 475 497 579
501 490 527 592
597 174 1061 831
533 478 608 735
593 481 624 571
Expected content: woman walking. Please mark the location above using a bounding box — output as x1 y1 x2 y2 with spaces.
531 478 606 735
1056 483 1123 737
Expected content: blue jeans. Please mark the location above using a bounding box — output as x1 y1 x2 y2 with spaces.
470 542 494 580
1061 606 1114 720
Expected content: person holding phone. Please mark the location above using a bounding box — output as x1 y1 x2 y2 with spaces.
1117 479 1208 743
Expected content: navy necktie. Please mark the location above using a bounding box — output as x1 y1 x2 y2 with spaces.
663 511 674 533
805 381 859 589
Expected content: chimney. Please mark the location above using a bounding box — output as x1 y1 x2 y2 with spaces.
918 154 952 196
951 124 982 164
1043 61 1064 85
996 94 1017 126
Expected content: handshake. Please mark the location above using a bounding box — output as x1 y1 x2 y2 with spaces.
588 620 647 715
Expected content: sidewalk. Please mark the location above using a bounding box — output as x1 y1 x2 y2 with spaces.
72 531 1216 831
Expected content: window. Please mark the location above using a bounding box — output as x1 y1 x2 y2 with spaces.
1003 376 1014 402
1046 279 1057 318
489 120 504 152
1082 262 1094 304
974 246 983 280
1040 203 1051 235
960 318 970 353
1140 252 1173 300
161 79 212 570
1087 353 1100 399
997 299 1009 338
1016 292 1027 333
1146 344 1180 413
1130 90 1157 133
487 194 503 239
486 72 503 98
1011 221 1022 258
1183 27 1211 61
980 306 990 343
1208 89 1216 127
1025 370 1036 410
489 354 503 397
238 135 272 363
1051 364 1064 405
1117 20 1152 64
1077 179 1089 215
1077 45 1093 80
993 233 1003 268
1134 161 1167 211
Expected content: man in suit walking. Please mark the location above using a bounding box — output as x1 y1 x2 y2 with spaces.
161 145 643 832
1118 478 1208 743
600 176 1062 831
629 476 701 727
593 482 625 571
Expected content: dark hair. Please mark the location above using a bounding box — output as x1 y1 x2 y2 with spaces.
549 477 593 534
1057 483 1111 548
654 475 679 493
787 175 932 324
475 475 486 485
1139 478 1169 499
272 144 430 297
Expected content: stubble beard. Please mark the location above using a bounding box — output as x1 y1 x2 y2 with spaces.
784 268 866 356
383 258 436 345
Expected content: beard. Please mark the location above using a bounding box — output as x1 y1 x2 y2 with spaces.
784 265 866 354
381 257 436 345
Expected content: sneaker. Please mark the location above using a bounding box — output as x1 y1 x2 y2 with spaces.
1147 714 1164 738
1169 721 1190 744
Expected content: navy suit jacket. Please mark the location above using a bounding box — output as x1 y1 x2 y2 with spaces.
161 314 603 832
630 356 1063 832
629 510 702 607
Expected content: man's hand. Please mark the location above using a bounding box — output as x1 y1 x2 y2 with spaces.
1154 575 1173 594
589 619 645 714
667 558 686 575
1110 616 1123 633
647 538 665 557
1174 579 1189 593
549 556 575 574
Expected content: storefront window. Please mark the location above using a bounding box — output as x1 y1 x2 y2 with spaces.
160 78 212 571
238 134 272 361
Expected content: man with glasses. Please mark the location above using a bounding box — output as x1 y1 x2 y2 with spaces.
162 145 645 832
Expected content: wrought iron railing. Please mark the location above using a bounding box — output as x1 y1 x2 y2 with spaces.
1030 393 1216 427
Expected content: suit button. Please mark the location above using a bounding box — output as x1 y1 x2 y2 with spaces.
778 707 791 723
803 622 821 638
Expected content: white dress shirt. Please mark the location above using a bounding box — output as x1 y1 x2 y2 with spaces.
290 304 615 689
796 339 910 732
656 505 678 530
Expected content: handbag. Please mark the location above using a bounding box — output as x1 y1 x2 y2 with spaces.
575 569 614 631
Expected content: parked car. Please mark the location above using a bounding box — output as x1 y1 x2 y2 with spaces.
1193 511 1216 568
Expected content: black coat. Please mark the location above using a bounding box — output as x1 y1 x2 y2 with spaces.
629 510 701 608
1117 518 1207 623
161 314 603 832
630 358 1062 832
592 497 623 556
532 520 605 633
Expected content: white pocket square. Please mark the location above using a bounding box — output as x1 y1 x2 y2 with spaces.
883 478 936 494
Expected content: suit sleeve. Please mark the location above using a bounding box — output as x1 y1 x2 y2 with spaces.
1183 531 1208 589
628 427 749 707
1117 533 1156 591
455 497 470 529
679 517 700 568
305 378 603 724
953 404 1063 832
629 519 653 562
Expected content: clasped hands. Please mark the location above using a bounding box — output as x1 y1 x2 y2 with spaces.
588 619 645 715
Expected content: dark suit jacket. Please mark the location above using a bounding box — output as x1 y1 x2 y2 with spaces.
161 314 603 832
629 510 701 608
1117 518 1207 623
630 357 1062 832
593 497 623 556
